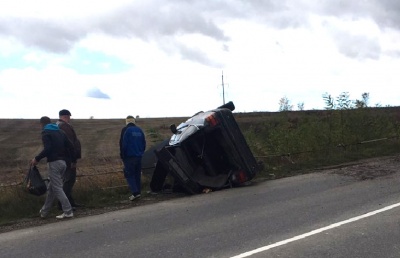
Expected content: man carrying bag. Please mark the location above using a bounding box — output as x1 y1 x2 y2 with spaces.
30 116 76 219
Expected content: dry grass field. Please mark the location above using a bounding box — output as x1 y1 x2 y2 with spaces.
2 107 400 187
0 116 194 186
1 111 285 187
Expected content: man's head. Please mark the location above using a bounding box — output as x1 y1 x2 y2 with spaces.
39 116 51 126
126 115 136 125
59 109 71 122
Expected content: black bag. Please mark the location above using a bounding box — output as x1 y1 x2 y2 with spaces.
24 166 47 196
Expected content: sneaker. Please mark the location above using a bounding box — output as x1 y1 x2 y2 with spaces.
39 209 47 219
129 194 141 201
56 213 74 219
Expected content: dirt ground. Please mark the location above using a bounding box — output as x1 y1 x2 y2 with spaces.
1 155 400 234
326 155 400 179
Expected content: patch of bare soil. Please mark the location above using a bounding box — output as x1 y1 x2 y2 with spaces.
323 155 400 180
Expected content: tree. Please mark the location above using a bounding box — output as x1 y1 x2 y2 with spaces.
297 102 305 111
279 96 293 111
354 92 369 108
322 92 335 110
336 92 352 109
323 92 374 110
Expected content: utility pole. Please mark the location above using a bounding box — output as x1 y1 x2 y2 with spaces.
221 71 225 105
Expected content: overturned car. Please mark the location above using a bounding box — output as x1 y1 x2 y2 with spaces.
149 101 258 194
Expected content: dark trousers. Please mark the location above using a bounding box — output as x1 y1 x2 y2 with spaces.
123 156 142 196
63 165 77 206
58 164 77 208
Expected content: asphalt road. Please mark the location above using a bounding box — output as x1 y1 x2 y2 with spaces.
1 170 400 258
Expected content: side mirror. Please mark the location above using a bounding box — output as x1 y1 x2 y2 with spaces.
170 124 177 134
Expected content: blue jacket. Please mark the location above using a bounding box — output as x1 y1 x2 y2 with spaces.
121 124 146 158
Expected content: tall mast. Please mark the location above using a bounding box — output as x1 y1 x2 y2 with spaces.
222 71 225 105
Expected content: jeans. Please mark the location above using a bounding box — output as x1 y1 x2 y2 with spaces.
123 156 142 196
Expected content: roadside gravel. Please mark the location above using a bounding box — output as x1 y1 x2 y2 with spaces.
0 192 187 234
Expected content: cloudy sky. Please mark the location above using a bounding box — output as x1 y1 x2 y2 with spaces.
1 0 400 119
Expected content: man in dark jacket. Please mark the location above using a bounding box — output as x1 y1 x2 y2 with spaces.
30 116 75 219
119 115 146 201
57 109 82 209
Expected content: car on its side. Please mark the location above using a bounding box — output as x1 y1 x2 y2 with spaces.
150 101 259 194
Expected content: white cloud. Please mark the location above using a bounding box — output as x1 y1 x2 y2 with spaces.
1 0 400 118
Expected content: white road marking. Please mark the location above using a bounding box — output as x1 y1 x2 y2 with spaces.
231 202 400 258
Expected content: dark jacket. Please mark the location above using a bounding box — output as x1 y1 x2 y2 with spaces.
57 120 81 160
119 123 146 159
35 123 76 163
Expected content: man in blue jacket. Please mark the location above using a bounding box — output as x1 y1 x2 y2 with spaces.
119 115 146 201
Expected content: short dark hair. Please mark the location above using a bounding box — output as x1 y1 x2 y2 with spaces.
59 109 71 116
40 116 51 125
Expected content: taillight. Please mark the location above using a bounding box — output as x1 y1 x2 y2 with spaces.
237 170 247 183
231 170 248 185
206 114 218 127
